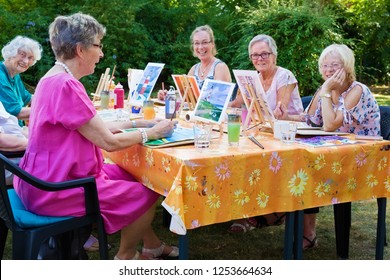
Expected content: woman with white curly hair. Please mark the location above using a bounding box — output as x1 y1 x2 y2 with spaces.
0 36 42 125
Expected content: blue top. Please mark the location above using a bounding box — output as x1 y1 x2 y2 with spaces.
193 59 222 89
0 62 32 126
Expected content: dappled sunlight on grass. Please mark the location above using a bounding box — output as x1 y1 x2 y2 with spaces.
371 86 390 106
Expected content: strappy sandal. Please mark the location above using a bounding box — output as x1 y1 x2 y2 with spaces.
228 218 257 233
114 251 142 260
254 213 286 227
142 242 179 259
303 235 318 250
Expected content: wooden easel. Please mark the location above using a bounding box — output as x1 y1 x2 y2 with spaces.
174 75 198 117
240 81 274 132
92 67 113 102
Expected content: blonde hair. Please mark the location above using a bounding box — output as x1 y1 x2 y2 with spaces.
318 44 356 82
190 25 217 57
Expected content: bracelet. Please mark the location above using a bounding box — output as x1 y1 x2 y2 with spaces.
138 128 148 144
131 120 137 128
320 92 331 99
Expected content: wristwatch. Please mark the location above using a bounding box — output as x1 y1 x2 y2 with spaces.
320 92 331 99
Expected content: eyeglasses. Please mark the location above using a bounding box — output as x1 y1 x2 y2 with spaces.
193 41 211 47
320 63 342 70
250 52 272 60
92 43 104 50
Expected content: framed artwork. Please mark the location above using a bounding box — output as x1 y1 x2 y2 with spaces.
127 69 144 102
129 62 164 107
233 69 275 127
193 79 235 124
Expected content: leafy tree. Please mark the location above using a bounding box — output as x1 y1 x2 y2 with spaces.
336 0 390 85
227 1 348 95
0 0 388 95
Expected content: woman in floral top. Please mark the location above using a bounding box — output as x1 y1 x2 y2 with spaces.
307 44 380 135
303 43 381 249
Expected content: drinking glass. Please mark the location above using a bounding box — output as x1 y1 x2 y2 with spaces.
193 123 212 150
227 113 241 147
280 122 298 144
143 100 156 120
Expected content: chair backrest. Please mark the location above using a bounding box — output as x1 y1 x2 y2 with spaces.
0 153 108 259
379 106 390 140
301 95 313 110
0 155 18 230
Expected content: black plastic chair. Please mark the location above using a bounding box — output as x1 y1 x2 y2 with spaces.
301 95 313 110
0 153 108 259
334 105 389 259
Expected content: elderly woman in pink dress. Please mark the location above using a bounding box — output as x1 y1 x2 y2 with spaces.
14 12 179 260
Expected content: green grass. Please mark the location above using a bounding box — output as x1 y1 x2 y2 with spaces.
372 85 390 106
92 199 389 260
5 198 387 260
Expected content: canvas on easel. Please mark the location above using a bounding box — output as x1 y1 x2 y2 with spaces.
193 79 235 125
128 62 165 107
233 69 275 131
127 68 144 103
172 74 199 114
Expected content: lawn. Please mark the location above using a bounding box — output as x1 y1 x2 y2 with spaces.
86 199 389 260
372 86 390 106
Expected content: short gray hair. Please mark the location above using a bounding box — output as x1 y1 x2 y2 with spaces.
248 34 278 58
1 36 42 65
49 12 106 60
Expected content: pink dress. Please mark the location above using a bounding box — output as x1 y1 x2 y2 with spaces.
14 73 159 234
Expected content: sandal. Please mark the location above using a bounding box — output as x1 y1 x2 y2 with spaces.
114 251 140 260
142 242 179 259
303 235 318 250
228 218 257 233
255 213 286 227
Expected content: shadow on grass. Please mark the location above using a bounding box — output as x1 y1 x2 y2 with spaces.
80 199 389 260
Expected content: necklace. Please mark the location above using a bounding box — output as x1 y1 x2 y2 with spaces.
55 61 74 77
200 60 213 77
260 67 277 91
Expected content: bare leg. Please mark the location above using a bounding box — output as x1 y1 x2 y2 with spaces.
303 214 317 248
142 225 178 256
115 203 156 260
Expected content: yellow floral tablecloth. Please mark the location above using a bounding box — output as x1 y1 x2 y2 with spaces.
103 131 390 235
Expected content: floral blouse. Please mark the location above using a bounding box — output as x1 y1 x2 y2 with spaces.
308 81 381 136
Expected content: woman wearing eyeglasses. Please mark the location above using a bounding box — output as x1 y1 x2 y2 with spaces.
158 25 231 100
229 34 304 120
228 34 304 234
0 36 42 126
301 44 381 249
14 12 179 260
